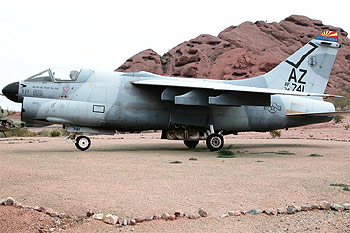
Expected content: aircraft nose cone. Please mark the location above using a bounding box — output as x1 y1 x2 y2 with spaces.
2 82 20 103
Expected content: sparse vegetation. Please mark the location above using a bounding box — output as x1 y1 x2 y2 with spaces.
327 91 350 111
217 149 237 158
50 130 61 137
309 153 323 157
345 124 350 130
333 115 344 123
189 158 197 161
170 161 182 164
330 183 350 191
269 130 281 138
4 128 66 137
276 151 295 155
256 160 264 163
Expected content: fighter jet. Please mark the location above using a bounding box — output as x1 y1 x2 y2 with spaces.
2 31 348 151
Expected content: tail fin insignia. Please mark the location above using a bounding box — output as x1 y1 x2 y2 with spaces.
315 31 338 42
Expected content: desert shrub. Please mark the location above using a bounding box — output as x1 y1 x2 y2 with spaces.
345 124 350 130
333 115 344 123
217 149 236 158
330 183 350 191
276 151 295 155
35 130 51 137
327 91 350 111
189 158 197 161
50 130 61 137
170 161 182 164
269 130 281 138
5 128 36 137
309 153 323 157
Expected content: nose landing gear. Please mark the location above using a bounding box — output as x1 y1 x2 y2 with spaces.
66 134 91 151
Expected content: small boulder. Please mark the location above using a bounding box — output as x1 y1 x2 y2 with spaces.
92 213 104 220
263 208 277 215
146 215 154 221
104 214 119 225
39 207 46 213
311 204 320 210
168 214 176 221
4 197 15 206
153 214 161 220
301 205 311 211
86 211 94 217
330 203 345 211
161 213 170 220
174 210 185 218
121 219 128 226
248 209 262 215
219 213 229 218
135 217 145 223
228 211 235 216
240 210 247 215
286 206 296 214
198 208 208 217
320 201 331 210
130 219 136 226
343 203 350 210
277 208 285 214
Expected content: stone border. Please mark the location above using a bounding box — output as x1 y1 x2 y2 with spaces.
1 197 349 229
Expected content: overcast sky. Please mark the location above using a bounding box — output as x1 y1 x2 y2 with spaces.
1 0 349 111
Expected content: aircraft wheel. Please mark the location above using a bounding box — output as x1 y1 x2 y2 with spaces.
184 140 199 149
206 133 224 151
75 136 91 151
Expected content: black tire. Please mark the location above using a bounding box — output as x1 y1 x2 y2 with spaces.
206 133 224 151
184 140 199 149
75 136 91 151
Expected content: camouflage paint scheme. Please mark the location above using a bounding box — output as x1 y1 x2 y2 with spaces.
1 31 345 150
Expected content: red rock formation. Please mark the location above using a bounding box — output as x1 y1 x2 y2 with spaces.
115 15 350 93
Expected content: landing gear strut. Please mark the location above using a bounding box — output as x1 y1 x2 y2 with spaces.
75 136 91 151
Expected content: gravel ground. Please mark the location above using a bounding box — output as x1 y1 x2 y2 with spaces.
1 131 349 232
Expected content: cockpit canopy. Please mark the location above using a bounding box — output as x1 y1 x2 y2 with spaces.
25 68 94 83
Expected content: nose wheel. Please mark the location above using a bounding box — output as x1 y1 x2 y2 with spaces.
75 136 91 151
206 133 224 151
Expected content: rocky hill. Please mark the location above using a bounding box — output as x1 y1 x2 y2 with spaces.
115 15 350 93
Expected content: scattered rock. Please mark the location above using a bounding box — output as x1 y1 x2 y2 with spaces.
248 209 262 215
104 214 119 225
92 213 104 220
343 203 350 210
145 215 154 221
153 214 162 220
161 213 170 220
277 208 285 214
198 208 208 217
187 213 200 219
228 211 235 216
311 204 320 210
263 208 277 215
286 205 296 214
130 219 136 226
121 219 128 226
86 211 94 217
320 201 331 210
135 217 145 223
301 205 312 211
219 213 229 218
39 207 46 213
3 197 15 206
330 203 345 211
168 214 176 221
174 210 185 218
240 210 247 215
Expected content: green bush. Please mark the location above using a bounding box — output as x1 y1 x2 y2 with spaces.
50 130 61 137
170 161 182 164
309 153 323 157
217 149 236 158
327 91 350 111
333 115 344 123
189 158 198 161
269 130 281 138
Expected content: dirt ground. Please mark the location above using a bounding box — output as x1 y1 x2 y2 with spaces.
1 125 350 232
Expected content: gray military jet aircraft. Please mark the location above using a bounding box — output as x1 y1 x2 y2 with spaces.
2 31 348 151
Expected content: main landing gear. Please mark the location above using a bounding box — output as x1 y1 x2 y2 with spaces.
67 134 91 151
180 125 224 151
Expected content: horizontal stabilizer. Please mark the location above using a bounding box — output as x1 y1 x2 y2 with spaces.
286 111 350 117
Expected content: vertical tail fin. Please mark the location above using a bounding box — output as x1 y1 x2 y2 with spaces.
263 31 341 94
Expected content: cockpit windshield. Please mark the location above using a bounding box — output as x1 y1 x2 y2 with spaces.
51 67 81 82
25 70 53 82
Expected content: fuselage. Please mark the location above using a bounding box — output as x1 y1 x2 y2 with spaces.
17 69 334 134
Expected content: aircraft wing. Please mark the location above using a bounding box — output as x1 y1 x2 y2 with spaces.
132 79 339 97
286 111 350 117
132 78 340 107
